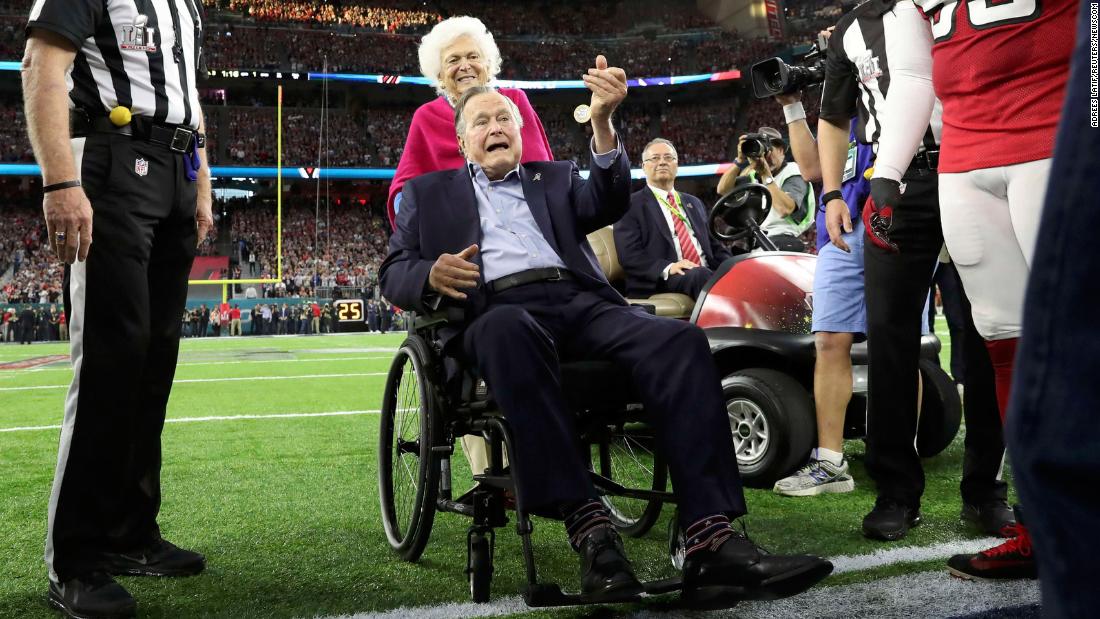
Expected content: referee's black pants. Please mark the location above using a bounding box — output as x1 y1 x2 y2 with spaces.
48 133 197 582
863 166 1006 510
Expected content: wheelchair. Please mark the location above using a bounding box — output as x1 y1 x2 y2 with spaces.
378 309 682 606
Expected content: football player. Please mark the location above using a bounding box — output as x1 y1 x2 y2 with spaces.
863 0 1076 581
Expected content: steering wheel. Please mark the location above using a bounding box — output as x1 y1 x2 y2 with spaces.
708 182 773 242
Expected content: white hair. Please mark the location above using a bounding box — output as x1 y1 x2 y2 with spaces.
418 16 502 99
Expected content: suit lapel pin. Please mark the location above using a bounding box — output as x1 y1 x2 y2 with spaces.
533 173 541 181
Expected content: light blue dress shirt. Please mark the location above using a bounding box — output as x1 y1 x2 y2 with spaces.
469 138 621 284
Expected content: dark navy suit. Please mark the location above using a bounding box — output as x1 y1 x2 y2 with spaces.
381 153 746 524
614 188 732 299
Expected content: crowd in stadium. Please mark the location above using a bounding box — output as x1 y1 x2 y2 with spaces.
0 204 63 306
221 0 438 33
200 0 718 36
200 26 779 78
226 199 390 298
0 0 817 333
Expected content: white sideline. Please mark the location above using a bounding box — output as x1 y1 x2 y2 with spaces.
22 355 395 372
0 372 387 392
0 409 382 433
321 564 1039 619
830 536 1001 574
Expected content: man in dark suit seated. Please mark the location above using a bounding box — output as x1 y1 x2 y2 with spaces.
614 138 733 299
380 57 831 609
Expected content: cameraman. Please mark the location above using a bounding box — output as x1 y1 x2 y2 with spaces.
717 128 813 252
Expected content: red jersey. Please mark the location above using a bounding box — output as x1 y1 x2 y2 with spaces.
916 0 1075 173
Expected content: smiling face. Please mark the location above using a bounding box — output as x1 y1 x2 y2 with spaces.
440 35 489 101
642 141 679 189
458 91 523 181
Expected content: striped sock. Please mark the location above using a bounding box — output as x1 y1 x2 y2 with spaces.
563 500 612 550
684 514 734 560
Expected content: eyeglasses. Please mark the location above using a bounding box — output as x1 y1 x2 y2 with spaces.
644 155 678 163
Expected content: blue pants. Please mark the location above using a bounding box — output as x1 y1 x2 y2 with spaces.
1007 3 1100 616
463 279 746 525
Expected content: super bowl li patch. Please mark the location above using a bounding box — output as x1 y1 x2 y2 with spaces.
134 158 149 177
119 15 157 52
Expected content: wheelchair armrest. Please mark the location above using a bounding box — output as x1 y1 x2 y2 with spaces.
627 302 657 315
413 306 467 330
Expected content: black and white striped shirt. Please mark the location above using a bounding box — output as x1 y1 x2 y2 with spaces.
27 0 204 129
819 0 942 153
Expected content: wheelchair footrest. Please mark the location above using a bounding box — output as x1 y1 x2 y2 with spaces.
522 583 640 607
522 583 572 607
521 577 680 608
642 576 683 596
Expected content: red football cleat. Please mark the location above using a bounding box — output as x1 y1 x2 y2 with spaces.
947 524 1038 581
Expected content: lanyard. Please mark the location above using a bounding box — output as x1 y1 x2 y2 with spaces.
656 190 692 230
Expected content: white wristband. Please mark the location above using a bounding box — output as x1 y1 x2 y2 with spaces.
783 102 807 124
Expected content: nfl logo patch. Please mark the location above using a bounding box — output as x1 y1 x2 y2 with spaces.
134 158 148 177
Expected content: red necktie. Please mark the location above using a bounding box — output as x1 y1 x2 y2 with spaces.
668 191 702 265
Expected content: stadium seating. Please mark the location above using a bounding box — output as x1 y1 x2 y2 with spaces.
0 0 828 299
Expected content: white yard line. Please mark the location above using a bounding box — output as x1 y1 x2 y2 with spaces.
322 563 1039 619
0 372 386 392
0 409 382 433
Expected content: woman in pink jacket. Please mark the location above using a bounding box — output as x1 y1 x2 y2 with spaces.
386 15 553 229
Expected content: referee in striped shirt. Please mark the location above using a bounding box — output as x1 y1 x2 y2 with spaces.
23 0 211 616
817 0 1010 543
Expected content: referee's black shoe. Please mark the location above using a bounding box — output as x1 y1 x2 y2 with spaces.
101 538 205 577
48 571 136 618
862 497 922 541
961 500 1017 538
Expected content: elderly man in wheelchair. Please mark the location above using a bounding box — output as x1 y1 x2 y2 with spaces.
378 60 831 610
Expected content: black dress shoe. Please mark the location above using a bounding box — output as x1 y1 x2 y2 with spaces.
681 531 833 610
863 497 922 541
102 537 205 577
48 571 136 619
578 527 644 602
961 500 1016 537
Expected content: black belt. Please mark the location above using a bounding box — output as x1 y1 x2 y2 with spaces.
487 267 574 294
910 149 939 171
70 111 196 153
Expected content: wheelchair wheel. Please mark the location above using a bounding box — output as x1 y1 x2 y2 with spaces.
379 336 441 561
467 530 494 603
590 426 668 538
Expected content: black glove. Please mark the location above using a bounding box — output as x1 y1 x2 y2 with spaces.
862 178 902 253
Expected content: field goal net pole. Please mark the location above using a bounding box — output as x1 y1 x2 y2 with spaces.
188 85 284 297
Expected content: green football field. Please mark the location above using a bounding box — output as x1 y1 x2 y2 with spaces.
0 323 1035 618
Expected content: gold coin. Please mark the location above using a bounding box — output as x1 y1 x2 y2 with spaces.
573 104 591 124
